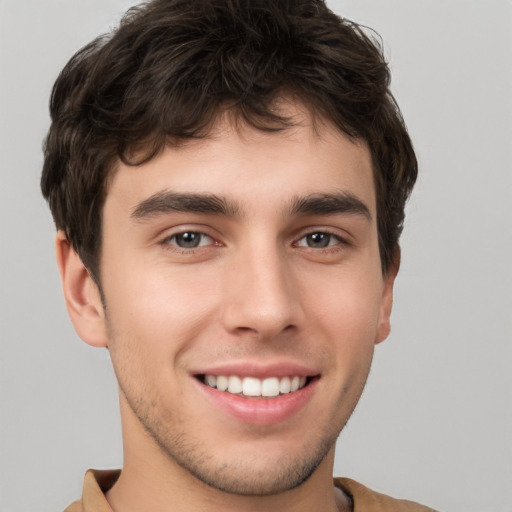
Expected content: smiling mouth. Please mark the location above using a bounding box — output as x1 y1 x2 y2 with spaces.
197 374 315 398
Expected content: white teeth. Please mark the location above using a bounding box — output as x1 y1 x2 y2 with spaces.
279 376 291 394
261 377 280 397
216 375 228 391
203 374 308 397
243 377 261 396
228 376 242 394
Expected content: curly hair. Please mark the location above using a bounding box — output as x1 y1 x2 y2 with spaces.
41 0 417 281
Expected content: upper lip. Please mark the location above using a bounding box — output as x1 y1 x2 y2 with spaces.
191 361 320 379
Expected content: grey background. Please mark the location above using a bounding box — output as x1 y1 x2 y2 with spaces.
1 1 511 510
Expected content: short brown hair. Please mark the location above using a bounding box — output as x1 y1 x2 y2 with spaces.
41 0 417 281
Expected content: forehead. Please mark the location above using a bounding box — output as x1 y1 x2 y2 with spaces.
105 103 375 219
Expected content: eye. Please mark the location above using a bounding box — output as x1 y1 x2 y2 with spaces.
296 232 342 249
166 231 213 249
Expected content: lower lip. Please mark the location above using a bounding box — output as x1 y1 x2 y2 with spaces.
196 378 318 426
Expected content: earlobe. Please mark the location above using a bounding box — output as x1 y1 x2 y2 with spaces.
55 231 108 348
375 248 400 345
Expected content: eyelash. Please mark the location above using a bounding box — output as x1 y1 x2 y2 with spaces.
160 229 349 254
161 231 217 252
294 230 349 252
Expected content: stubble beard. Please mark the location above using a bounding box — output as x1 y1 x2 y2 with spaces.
106 312 369 497
117 377 346 496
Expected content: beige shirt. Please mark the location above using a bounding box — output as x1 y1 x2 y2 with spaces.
64 469 437 512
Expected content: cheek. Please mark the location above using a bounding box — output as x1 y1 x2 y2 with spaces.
302 266 383 343
102 260 222 360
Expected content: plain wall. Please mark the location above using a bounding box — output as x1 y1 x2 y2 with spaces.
1 1 511 510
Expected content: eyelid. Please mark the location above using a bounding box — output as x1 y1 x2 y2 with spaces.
159 226 222 251
295 233 341 248
293 227 352 246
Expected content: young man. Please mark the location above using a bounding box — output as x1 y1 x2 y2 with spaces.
41 0 434 510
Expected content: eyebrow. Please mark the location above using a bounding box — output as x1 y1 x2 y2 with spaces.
131 191 241 220
131 190 371 223
289 192 371 221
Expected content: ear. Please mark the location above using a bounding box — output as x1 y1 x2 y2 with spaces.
375 248 400 345
55 231 108 348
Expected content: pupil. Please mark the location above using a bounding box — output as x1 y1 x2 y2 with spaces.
308 233 329 248
177 232 200 248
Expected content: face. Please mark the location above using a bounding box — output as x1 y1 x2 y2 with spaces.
84 107 395 495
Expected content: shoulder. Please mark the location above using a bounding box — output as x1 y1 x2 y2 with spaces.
334 477 438 512
63 469 120 512
63 501 82 512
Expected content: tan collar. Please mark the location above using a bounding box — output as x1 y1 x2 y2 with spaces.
65 470 436 512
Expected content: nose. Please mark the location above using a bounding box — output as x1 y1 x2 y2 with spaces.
220 241 303 341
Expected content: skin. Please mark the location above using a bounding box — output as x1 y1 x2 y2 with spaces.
57 103 397 512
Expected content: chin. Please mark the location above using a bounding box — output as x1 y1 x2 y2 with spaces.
167 438 336 496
